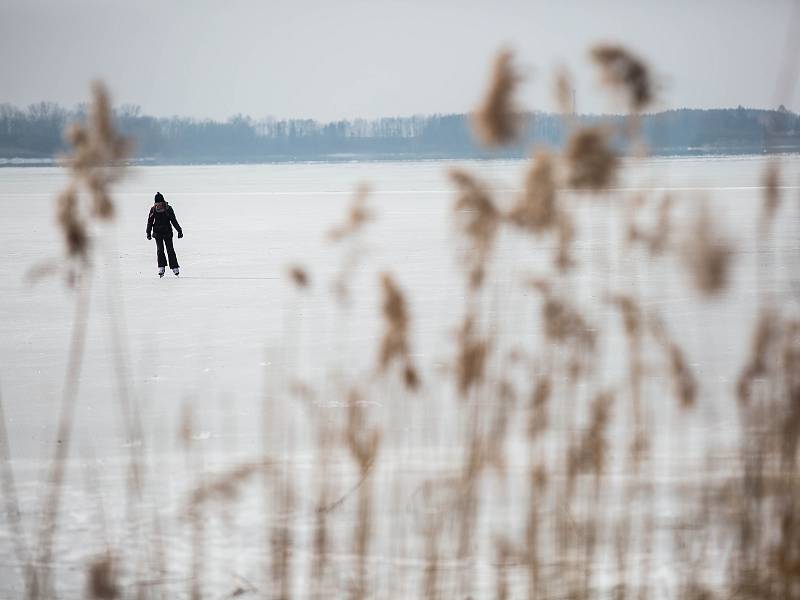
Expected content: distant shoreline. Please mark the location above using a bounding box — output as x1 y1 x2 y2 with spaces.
2 147 799 168
2 106 798 167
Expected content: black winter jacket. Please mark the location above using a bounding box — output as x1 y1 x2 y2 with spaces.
146 203 182 238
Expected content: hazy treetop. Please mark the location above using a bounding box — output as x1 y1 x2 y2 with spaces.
1 0 797 121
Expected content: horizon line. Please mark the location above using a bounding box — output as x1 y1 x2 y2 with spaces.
1 101 796 125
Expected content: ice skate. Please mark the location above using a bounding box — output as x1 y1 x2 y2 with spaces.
172 267 180 276
158 267 165 278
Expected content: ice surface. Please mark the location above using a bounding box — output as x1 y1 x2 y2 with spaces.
0 156 799 597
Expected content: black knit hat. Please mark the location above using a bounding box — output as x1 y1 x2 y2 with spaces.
154 192 165 203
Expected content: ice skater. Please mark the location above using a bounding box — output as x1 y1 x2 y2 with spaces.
146 192 183 277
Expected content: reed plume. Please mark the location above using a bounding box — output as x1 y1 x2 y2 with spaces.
539 291 595 350
449 168 500 288
667 341 697 409
328 184 372 242
650 193 672 255
567 391 614 485
455 313 489 396
87 554 118 600
648 302 698 408
681 204 734 297
627 194 672 255
287 265 310 289
378 273 419 390
56 185 89 262
760 162 781 233
737 309 778 405
555 209 576 272
45 81 131 286
330 184 374 305
527 377 551 440
591 45 653 111
555 66 575 115
565 127 618 191
472 49 523 146
64 82 131 220
508 150 559 234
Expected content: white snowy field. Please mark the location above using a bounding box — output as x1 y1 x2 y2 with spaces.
0 156 799 598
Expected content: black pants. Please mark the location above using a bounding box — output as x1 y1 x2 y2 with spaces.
155 235 179 269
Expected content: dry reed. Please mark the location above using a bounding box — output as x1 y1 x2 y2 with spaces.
330 184 373 305
627 193 672 255
555 66 575 115
287 265 310 289
472 49 523 146
378 273 419 390
565 127 618 190
449 168 500 288
737 308 779 405
87 554 118 600
567 391 614 488
455 313 489 397
681 203 734 296
590 45 653 111
527 377 551 440
508 150 559 234
328 184 373 242
9 43 798 600
761 161 781 232
26 81 130 598
344 392 381 600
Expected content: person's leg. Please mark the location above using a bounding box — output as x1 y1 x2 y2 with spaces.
155 236 167 268
164 236 180 272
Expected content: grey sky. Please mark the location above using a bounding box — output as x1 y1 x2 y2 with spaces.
1 0 798 121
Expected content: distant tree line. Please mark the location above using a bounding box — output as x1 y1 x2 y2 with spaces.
1 101 798 162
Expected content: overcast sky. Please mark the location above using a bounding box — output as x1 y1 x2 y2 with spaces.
1 0 798 121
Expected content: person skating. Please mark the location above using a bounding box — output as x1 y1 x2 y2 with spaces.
146 192 183 277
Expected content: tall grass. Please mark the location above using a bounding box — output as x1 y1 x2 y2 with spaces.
2 47 799 599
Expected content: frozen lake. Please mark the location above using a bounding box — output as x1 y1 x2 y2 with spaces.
1 156 799 597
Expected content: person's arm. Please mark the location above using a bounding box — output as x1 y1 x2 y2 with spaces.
169 207 183 237
146 207 154 239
